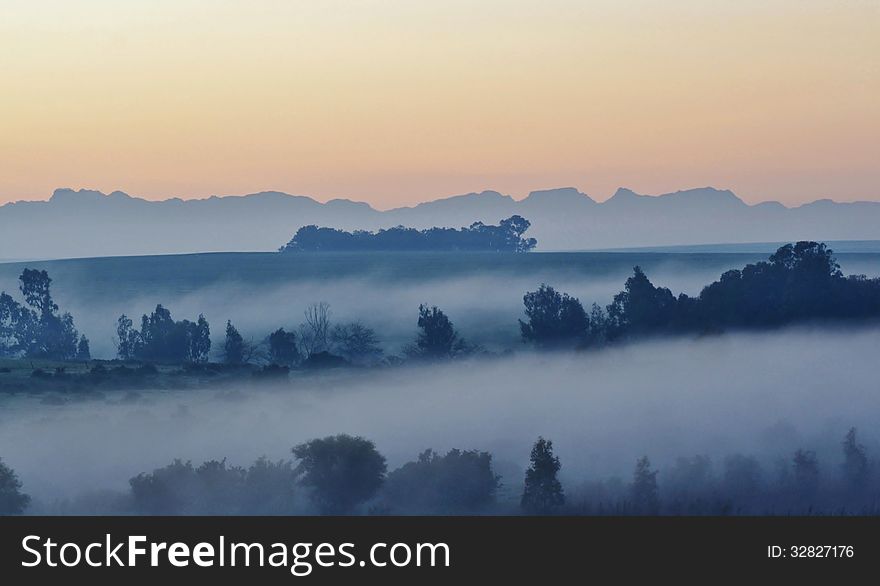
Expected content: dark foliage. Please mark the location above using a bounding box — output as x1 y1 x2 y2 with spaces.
129 457 300 515
383 449 500 514
526 242 880 347
406 304 470 359
292 434 387 514
0 458 30 515
521 437 565 514
280 215 537 253
115 305 211 363
520 285 591 348
267 328 300 366
223 320 245 364
0 269 86 360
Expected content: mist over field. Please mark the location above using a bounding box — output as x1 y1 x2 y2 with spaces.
2 251 879 358
2 326 879 507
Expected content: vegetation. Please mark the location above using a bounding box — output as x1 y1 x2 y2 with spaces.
291 434 387 514
383 449 499 514
405 304 471 359
0 269 88 361
521 437 565 514
521 241 880 348
280 215 537 253
115 305 210 364
0 457 30 515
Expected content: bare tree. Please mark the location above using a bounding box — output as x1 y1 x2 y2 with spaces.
299 302 331 357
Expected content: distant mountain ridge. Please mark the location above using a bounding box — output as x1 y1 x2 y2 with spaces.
2 186 880 260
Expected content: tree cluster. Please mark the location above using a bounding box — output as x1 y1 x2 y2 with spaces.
0 269 89 361
115 305 211 364
280 215 537 253
520 242 880 348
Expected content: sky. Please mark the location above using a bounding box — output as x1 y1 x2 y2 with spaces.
0 0 877 209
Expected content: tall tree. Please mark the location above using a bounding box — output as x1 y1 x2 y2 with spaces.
630 456 660 514
223 320 245 364
408 304 467 359
0 458 30 515
842 427 868 490
521 437 565 514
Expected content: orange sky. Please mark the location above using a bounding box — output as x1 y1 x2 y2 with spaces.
1 1 877 209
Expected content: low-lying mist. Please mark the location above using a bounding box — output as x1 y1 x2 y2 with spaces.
2 325 878 508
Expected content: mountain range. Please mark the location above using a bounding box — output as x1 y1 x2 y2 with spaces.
2 186 880 260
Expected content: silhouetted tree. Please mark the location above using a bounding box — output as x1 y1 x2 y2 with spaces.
0 458 30 515
520 285 589 348
8 269 82 360
331 322 383 365
115 314 142 361
792 449 820 500
384 449 499 514
192 314 211 363
223 320 245 364
280 216 537 252
124 305 211 363
521 437 565 514
76 335 91 361
606 266 677 339
19 269 56 315
292 434 386 514
299 302 331 357
842 427 868 491
268 328 300 366
407 304 468 359
630 456 660 514
0 293 27 357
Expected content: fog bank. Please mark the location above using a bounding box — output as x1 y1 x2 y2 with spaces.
1 325 878 504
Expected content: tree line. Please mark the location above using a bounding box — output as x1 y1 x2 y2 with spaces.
3 427 878 516
519 241 880 349
3 241 879 369
279 215 537 253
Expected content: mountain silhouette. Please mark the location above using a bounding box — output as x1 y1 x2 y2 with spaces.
1 186 879 259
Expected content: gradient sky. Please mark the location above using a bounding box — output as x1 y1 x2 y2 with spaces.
1 0 877 209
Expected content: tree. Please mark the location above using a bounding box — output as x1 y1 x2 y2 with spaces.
519 285 589 348
19 269 56 315
299 302 331 357
521 437 565 514
792 449 820 500
292 434 386 514
124 306 211 363
0 292 27 357
191 314 211 363
268 328 300 366
223 320 245 364
383 449 500 514
0 458 30 515
279 216 537 252
606 266 677 339
330 322 383 365
115 314 142 360
630 456 660 514
76 335 91 361
842 427 868 490
407 304 468 359
13 269 81 360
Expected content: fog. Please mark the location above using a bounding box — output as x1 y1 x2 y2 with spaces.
2 325 878 506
